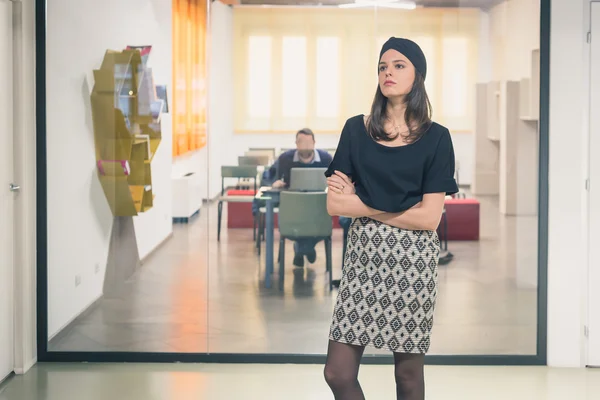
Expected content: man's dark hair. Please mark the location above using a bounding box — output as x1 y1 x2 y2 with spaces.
296 128 315 141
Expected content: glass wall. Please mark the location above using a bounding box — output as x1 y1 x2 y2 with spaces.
44 0 543 359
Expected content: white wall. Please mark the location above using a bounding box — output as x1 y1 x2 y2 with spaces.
46 0 173 337
489 0 541 82
207 0 235 199
547 0 589 368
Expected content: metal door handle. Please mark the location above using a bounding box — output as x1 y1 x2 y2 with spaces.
9 183 20 192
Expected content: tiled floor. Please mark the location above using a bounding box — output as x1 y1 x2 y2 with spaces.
2 363 599 400
48 194 539 355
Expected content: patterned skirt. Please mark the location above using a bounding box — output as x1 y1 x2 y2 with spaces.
329 217 440 354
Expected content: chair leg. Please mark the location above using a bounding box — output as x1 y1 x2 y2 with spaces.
217 201 223 241
279 238 285 287
253 215 257 241
324 239 330 272
325 237 333 291
256 214 262 253
277 235 280 262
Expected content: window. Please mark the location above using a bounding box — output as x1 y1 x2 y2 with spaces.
316 37 340 118
247 36 272 118
412 36 436 109
235 12 477 132
281 36 307 117
442 37 469 117
377 36 388 85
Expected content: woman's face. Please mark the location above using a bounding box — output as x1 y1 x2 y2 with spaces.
378 49 416 100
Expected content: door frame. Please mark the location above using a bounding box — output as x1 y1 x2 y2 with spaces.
0 0 15 381
586 0 600 368
10 0 38 375
33 0 552 365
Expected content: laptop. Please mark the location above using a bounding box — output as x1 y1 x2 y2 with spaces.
289 167 328 191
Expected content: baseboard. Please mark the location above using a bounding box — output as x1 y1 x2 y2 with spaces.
13 357 37 375
141 232 174 264
48 294 103 343
0 372 14 390
173 209 200 224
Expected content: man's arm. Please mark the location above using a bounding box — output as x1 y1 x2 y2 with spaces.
276 152 295 184
261 159 279 186
369 193 445 231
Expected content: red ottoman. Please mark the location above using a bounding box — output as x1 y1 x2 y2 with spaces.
441 198 480 241
332 216 342 229
226 189 256 229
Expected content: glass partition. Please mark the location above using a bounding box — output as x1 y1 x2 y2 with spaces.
45 0 210 353
44 0 542 360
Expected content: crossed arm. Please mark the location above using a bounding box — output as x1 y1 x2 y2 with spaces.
326 171 445 231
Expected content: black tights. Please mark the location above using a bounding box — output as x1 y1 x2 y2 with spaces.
323 340 425 400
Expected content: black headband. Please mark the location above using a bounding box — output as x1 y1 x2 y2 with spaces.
379 37 427 79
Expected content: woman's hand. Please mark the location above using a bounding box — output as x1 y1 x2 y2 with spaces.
327 171 355 195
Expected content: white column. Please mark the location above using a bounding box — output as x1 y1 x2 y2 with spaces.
547 0 589 368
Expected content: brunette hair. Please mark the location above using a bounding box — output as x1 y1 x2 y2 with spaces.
366 72 432 143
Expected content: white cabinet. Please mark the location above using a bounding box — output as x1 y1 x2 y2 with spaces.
172 172 203 222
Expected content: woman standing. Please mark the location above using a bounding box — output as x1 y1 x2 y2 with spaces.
323 37 458 400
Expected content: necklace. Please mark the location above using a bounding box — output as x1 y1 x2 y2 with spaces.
386 117 409 138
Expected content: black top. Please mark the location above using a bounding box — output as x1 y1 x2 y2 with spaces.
324 115 458 213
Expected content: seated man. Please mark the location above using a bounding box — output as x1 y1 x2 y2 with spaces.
261 128 333 267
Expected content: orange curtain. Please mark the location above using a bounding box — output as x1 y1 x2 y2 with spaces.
173 0 208 157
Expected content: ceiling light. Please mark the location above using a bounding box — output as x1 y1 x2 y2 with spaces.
338 0 417 9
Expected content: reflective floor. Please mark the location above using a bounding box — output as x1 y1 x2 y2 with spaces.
1 363 599 400
48 194 538 355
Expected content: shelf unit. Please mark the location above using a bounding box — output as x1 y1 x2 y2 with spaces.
90 49 163 216
519 49 540 121
472 49 540 216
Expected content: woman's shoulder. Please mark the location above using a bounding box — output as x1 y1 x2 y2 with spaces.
338 114 367 139
426 121 450 136
343 114 367 128
423 121 452 145
421 121 455 160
